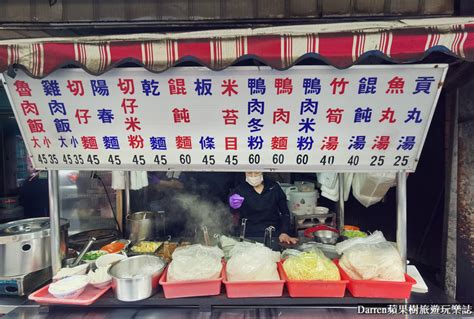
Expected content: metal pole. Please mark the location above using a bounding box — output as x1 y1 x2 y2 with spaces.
125 171 130 215
396 171 408 271
48 170 61 275
338 173 345 231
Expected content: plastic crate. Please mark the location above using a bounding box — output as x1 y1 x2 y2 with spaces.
337 261 416 299
279 262 348 298
159 266 223 299
223 262 285 298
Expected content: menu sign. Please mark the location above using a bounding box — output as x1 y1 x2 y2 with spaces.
2 65 447 172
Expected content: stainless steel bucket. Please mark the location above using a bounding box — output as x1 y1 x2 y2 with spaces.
0 217 69 277
126 211 165 243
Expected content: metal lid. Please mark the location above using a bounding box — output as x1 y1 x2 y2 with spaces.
0 217 69 237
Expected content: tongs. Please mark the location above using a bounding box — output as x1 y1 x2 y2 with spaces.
239 218 248 242
264 226 276 248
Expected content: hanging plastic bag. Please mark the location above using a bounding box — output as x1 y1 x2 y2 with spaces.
282 248 340 281
352 173 396 207
167 244 224 282
226 244 280 281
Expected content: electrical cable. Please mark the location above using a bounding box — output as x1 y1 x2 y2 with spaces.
91 172 121 233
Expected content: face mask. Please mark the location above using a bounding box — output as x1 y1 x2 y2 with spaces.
246 175 263 187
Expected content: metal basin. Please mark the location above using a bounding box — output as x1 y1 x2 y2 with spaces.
313 230 339 245
108 255 166 302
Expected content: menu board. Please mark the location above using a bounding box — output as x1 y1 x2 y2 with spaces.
2 65 447 172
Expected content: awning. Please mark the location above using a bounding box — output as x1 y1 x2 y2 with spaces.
1 17 474 78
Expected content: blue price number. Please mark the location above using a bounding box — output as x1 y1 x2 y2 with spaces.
133 155 145 165
370 155 385 166
87 155 100 165
272 154 285 165
296 154 308 165
394 155 409 167
108 155 121 165
154 155 167 165
320 155 334 166
347 155 359 166
248 154 260 164
180 154 191 165
202 155 215 165
225 155 238 165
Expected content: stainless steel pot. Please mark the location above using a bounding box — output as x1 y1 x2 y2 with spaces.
126 211 165 243
0 217 69 277
108 255 166 302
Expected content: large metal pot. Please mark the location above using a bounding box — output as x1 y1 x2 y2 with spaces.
0 217 69 277
108 255 166 302
126 211 165 243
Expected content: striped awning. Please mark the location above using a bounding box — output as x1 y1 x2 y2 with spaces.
1 17 474 78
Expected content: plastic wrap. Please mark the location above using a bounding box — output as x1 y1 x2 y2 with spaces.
226 244 280 281
167 244 224 282
339 241 405 282
352 173 396 207
282 249 340 281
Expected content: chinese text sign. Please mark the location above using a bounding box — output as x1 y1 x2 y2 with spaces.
2 65 447 172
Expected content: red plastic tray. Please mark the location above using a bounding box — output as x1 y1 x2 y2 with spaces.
159 266 223 299
336 261 416 299
29 284 111 305
279 261 348 298
223 262 285 298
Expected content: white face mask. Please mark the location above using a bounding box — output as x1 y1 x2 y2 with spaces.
246 175 263 187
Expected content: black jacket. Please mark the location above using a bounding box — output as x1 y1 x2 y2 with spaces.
231 179 291 237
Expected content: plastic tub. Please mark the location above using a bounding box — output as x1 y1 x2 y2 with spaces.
48 275 88 299
159 266 223 299
337 261 416 299
223 263 285 298
279 262 348 298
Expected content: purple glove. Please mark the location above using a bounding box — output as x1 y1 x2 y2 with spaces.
229 194 245 209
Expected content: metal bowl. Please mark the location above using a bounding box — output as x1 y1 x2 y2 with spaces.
313 230 339 245
108 255 166 302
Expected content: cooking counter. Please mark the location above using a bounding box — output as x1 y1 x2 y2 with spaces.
1 274 457 318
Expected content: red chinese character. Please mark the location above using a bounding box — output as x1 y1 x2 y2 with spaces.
271 137 288 150
330 78 349 95
372 136 390 150
379 107 396 123
386 76 405 94
31 136 41 148
222 109 239 125
172 108 191 123
43 136 52 148
20 101 39 116
275 78 293 95
321 136 339 150
176 136 192 149
121 98 138 114
326 108 344 124
117 78 135 95
124 117 142 132
81 136 98 149
221 79 238 96
225 137 238 150
14 81 32 96
66 80 84 96
128 135 144 149
168 79 187 95
273 108 290 124
75 109 91 124
27 119 45 133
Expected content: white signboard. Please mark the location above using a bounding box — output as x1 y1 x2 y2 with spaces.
2 65 447 172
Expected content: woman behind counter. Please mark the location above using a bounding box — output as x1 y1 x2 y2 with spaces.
229 172 298 244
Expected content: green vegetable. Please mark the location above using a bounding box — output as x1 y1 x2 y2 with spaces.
342 230 367 238
82 250 107 261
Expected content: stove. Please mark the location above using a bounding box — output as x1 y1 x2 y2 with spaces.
0 267 51 296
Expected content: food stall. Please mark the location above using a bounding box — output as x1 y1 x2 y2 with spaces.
0 18 472 317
